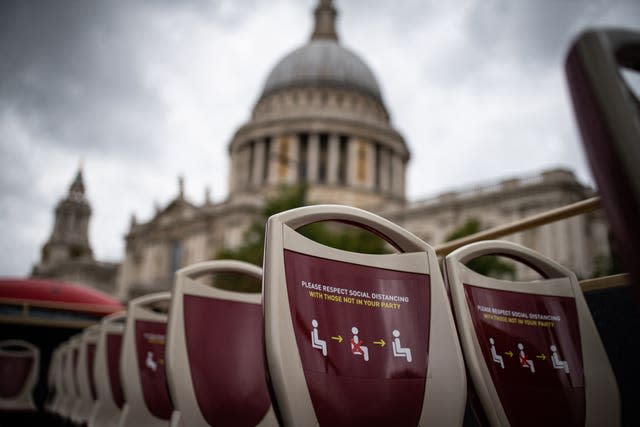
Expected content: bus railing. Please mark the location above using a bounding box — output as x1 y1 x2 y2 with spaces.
433 196 631 293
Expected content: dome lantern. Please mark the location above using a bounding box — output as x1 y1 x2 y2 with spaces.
311 0 338 41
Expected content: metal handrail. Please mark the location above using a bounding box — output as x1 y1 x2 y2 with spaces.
434 197 602 256
579 273 631 292
433 196 632 292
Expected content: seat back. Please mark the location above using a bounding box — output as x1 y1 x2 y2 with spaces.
444 240 620 426
58 335 82 419
166 260 277 427
263 205 466 426
88 310 126 427
71 325 101 424
118 292 172 427
565 29 640 286
0 339 40 412
44 346 61 413
51 341 69 416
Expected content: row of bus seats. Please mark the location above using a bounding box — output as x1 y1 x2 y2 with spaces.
39 204 620 427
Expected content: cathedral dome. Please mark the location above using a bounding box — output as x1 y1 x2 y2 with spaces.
262 39 382 100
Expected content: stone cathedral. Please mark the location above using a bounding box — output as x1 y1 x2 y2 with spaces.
34 0 610 300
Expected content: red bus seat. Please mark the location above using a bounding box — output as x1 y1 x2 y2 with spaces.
0 340 40 412
118 292 172 427
88 310 127 427
444 240 620 426
166 260 277 427
263 205 466 426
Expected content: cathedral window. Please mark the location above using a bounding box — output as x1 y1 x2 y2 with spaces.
170 240 182 273
357 141 367 182
247 141 255 186
298 133 309 181
67 213 76 230
318 133 329 183
70 245 83 259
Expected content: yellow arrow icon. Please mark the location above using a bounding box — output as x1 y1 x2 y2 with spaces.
331 335 343 343
504 351 513 357
373 339 386 347
536 354 546 360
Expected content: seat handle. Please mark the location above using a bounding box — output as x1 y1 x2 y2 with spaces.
102 310 127 325
177 260 262 281
0 339 37 354
129 292 171 308
267 204 428 253
446 240 573 280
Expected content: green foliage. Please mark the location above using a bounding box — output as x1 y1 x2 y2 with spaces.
299 222 390 255
590 253 622 279
446 218 516 279
446 218 482 241
214 184 390 292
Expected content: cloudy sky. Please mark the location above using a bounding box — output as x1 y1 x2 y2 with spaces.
1 0 639 276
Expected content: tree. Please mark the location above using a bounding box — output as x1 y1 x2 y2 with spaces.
214 184 390 291
446 218 516 279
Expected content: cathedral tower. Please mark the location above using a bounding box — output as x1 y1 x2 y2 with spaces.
39 167 93 265
32 166 118 295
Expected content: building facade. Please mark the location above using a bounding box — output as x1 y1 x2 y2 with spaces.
37 0 610 300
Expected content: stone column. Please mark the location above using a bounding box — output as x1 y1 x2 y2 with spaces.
228 150 237 194
327 134 340 184
252 140 265 187
392 153 403 197
365 141 375 190
263 137 272 185
241 145 251 188
277 136 291 184
380 147 390 192
308 133 319 183
347 137 360 187
400 157 407 198
289 134 299 183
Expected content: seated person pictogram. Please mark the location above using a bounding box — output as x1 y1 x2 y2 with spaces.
350 326 369 362
517 343 535 373
146 351 157 371
391 329 412 362
489 337 504 369
310 319 327 357
550 345 570 373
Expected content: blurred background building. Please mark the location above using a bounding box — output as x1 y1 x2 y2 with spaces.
32 0 610 300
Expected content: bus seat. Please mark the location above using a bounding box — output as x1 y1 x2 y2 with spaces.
166 260 277 427
444 240 620 426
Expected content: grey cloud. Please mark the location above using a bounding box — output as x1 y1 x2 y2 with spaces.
0 1 171 156
465 0 639 67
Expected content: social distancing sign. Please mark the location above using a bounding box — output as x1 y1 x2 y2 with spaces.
445 240 619 427
264 205 466 427
465 286 585 426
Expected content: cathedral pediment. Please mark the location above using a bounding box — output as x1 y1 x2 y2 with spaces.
151 198 198 227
